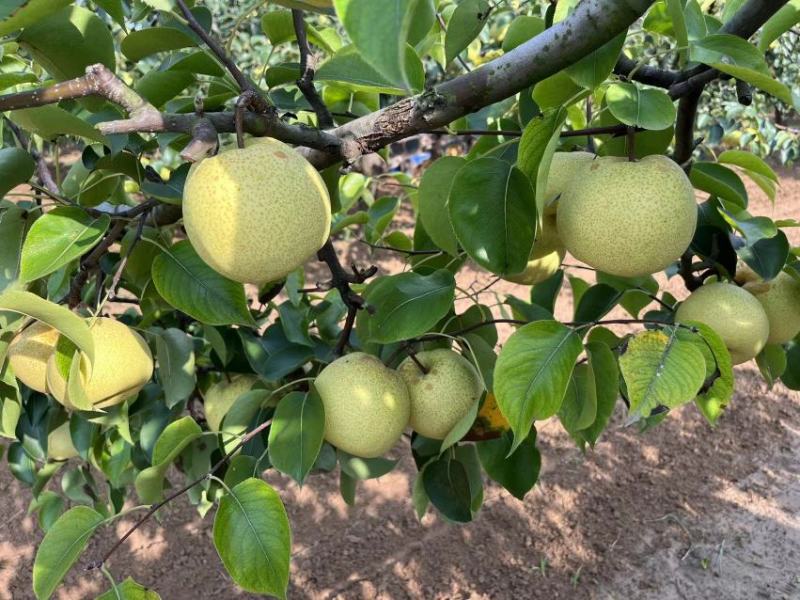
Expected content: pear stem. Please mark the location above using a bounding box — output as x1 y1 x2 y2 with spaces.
405 345 430 375
626 126 637 161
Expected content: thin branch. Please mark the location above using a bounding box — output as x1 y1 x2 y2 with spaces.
179 117 218 163
358 239 441 255
735 79 753 105
614 54 680 89
89 417 274 570
65 219 128 308
5 118 58 195
292 9 334 129
316 240 378 356
175 0 261 103
678 250 704 292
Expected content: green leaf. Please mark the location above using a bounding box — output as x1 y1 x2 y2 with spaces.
268 390 325 485
338 450 397 479
756 344 787 389
121 27 197 61
444 0 491 65
502 15 544 52
151 240 255 327
578 342 620 447
0 148 35 198
19 6 115 111
213 478 291 598
494 321 583 451
478 428 540 500
619 328 706 421
422 453 472 522
532 71 585 110
32 506 104 600
417 156 464 256
566 31 627 88
573 284 623 325
134 416 202 503
134 70 195 108
333 0 427 91
717 150 778 183
690 161 748 208
516 108 568 212
559 363 598 435
690 33 793 104
759 0 800 51
96 577 162 600
605 82 677 130
0 290 94 364
19 207 109 283
449 157 536 275
0 0 73 37
0 207 28 292
359 269 455 343
9 106 106 143
154 328 196 409
316 43 424 94
738 230 790 280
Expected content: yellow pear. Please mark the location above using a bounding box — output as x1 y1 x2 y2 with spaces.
182 138 331 285
542 151 596 215
47 421 79 461
46 317 153 409
558 155 697 277
504 213 566 285
7 321 59 393
204 374 261 432
675 282 770 364
398 349 483 440
315 352 410 458
738 268 800 344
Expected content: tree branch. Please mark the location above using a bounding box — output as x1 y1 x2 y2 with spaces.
65 219 128 308
316 240 377 356
614 54 680 88
292 9 334 129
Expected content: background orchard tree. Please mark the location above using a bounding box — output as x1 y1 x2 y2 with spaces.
0 0 798 597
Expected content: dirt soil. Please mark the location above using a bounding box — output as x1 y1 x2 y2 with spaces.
1 167 798 600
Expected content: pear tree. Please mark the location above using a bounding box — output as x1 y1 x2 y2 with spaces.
0 0 798 598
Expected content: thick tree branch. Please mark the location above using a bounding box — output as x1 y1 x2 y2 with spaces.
292 9 334 129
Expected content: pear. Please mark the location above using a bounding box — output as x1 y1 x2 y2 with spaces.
542 151 596 215
558 155 697 277
315 353 410 458
675 282 770 364
182 138 331 285
46 317 153 409
7 321 59 393
47 421 79 461
398 349 483 440
504 213 565 285
738 267 800 344
204 374 262 432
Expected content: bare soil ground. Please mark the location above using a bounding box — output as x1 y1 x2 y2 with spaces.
0 166 798 600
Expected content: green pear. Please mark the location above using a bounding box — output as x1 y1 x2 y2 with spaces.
315 353 410 458
557 155 697 277
398 349 483 440
47 420 79 461
203 374 262 432
738 267 800 344
504 213 566 285
676 282 770 364
542 151 596 215
7 321 60 393
182 138 331 285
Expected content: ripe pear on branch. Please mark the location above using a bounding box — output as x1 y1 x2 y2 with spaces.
676 281 770 365
736 265 800 345
558 155 697 278
46 318 154 410
542 151 596 216
315 353 410 458
398 349 483 440
7 321 60 393
182 138 331 285
504 213 566 285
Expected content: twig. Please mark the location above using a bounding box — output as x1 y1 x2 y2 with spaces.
180 117 218 163
65 219 128 309
108 211 149 301
678 250 703 292
292 9 334 129
614 54 680 88
358 240 441 256
89 417 274 570
316 240 378 356
404 343 430 375
735 79 752 106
